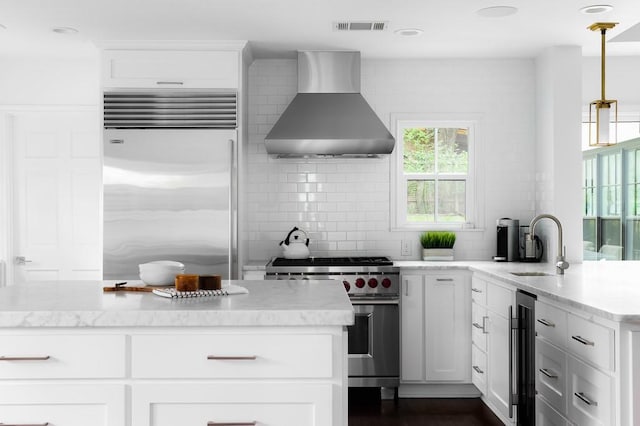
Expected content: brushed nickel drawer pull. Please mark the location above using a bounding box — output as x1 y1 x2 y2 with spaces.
436 278 454 282
472 322 484 330
471 287 483 293
473 365 484 374
0 356 50 361
0 423 50 426
537 318 555 327
539 368 558 379
207 355 257 360
156 81 184 85
574 392 598 406
207 422 256 426
571 335 595 346
482 316 489 334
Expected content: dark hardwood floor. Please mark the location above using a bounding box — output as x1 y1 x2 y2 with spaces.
348 388 504 426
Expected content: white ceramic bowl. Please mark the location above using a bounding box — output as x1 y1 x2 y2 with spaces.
139 261 185 285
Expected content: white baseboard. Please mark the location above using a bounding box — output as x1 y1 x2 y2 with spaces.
398 383 481 398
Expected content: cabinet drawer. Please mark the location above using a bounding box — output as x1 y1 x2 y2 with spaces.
486 280 513 316
471 343 487 395
536 395 570 426
536 338 567 414
0 334 126 379
0 384 125 426
102 50 239 88
567 313 614 371
536 301 567 349
132 383 334 426
471 277 487 306
471 303 487 352
131 333 333 379
567 356 613 426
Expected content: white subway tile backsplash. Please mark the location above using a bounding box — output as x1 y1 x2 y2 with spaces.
244 58 536 262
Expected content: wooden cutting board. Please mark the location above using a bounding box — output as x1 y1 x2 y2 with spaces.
103 283 166 293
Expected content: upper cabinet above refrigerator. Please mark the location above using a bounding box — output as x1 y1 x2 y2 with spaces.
100 42 246 89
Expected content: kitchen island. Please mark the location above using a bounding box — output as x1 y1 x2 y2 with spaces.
0 279 353 426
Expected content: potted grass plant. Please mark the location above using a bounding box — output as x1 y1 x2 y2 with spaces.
420 231 456 261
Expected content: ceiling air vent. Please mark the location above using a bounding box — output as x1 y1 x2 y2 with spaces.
333 21 388 31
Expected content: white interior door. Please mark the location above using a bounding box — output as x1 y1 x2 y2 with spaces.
10 110 101 284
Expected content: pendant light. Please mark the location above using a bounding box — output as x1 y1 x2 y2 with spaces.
588 22 618 147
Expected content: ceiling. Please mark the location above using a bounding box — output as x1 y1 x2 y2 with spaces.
1 0 640 60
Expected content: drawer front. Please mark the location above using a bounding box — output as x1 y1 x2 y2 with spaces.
470 276 487 306
132 333 333 379
471 302 488 352
0 334 126 379
535 301 567 349
0 384 125 426
486 281 513 316
567 356 613 426
567 313 614 371
471 343 487 395
536 395 570 426
536 338 567 414
132 383 334 426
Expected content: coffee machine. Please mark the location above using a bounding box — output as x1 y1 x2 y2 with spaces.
493 218 519 261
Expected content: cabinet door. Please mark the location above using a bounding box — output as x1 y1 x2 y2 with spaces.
102 50 239 88
0 384 125 426
401 274 424 382
132 383 334 426
487 306 515 423
424 274 471 382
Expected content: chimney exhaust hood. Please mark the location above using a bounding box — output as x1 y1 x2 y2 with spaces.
264 51 395 158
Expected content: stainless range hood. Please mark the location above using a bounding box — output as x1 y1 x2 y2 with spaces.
264 51 395 158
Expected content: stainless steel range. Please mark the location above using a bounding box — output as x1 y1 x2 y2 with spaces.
266 256 400 389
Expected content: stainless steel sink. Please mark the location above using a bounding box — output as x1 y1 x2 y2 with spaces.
510 272 554 277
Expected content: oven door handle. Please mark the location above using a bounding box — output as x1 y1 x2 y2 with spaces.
350 299 399 305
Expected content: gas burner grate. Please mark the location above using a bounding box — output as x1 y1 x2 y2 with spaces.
270 256 393 267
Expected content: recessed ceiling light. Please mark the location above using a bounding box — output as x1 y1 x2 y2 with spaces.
394 28 424 37
580 4 614 14
476 6 519 18
52 27 78 34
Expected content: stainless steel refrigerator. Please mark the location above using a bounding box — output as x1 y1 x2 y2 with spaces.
103 128 236 280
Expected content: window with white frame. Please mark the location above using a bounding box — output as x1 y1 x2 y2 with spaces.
392 118 476 229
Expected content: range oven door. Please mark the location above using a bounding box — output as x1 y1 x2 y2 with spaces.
348 299 399 387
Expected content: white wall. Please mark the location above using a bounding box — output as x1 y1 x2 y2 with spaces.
535 47 583 264
0 54 100 106
244 58 537 262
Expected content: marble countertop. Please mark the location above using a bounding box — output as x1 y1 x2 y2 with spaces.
396 260 640 322
0 280 354 328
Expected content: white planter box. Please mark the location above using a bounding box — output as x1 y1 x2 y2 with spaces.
422 248 454 261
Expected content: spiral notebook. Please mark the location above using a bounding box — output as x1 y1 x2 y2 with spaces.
152 284 249 299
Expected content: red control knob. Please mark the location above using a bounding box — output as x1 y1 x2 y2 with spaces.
343 281 351 292
368 278 379 288
381 278 392 288
355 278 366 288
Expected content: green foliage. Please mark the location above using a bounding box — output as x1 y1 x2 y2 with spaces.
420 231 457 249
403 127 468 174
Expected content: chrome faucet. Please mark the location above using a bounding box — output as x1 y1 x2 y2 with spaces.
529 214 569 275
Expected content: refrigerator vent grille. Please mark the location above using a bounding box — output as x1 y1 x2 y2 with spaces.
103 91 237 129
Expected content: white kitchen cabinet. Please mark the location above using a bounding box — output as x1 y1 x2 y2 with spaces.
101 49 239 88
132 383 334 426
471 274 515 425
535 297 617 426
0 327 346 426
400 270 471 385
0 384 125 426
